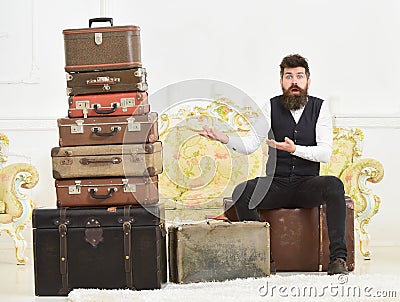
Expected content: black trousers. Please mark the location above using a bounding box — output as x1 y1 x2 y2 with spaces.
232 175 347 262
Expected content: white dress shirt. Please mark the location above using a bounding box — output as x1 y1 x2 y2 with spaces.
226 97 333 163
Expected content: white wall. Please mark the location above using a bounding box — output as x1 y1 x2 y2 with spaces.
1 0 399 250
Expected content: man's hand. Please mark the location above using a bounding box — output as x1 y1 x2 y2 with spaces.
199 126 229 144
266 137 296 153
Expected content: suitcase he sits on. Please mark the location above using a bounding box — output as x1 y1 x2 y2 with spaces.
168 220 270 284
223 197 355 272
32 204 167 296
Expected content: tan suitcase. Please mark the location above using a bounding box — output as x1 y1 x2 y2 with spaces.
168 220 270 283
56 176 159 207
58 112 158 147
51 142 163 179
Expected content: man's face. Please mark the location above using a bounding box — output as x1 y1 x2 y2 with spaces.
279 67 311 110
280 67 310 95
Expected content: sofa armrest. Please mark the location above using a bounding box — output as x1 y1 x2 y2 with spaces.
340 158 384 259
0 163 39 223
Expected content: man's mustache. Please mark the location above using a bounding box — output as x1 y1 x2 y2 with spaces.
289 84 305 92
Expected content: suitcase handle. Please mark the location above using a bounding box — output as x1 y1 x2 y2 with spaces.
89 187 116 199
79 157 122 165
87 77 120 86
93 103 118 115
89 17 113 28
205 215 232 223
92 126 121 136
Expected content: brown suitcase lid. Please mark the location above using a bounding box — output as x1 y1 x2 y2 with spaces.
55 175 158 187
51 141 162 157
57 112 157 126
63 25 140 36
32 203 164 229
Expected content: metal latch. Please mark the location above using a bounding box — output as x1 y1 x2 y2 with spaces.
136 82 148 91
71 120 84 134
120 98 135 112
66 73 74 81
68 180 82 195
134 68 146 78
127 117 141 132
122 179 137 193
94 33 103 45
76 101 90 118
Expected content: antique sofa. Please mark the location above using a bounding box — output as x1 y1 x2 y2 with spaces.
158 98 384 259
0 133 39 264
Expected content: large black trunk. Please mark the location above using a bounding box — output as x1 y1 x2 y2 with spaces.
32 205 166 296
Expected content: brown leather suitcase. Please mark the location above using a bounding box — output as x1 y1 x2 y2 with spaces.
56 176 159 207
66 67 147 96
51 142 163 179
223 197 355 272
68 92 149 118
168 220 270 283
63 18 141 72
32 204 166 296
58 112 158 147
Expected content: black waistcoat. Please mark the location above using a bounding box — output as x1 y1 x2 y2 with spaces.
266 95 324 177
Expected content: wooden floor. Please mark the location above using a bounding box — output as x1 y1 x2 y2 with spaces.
0 246 398 301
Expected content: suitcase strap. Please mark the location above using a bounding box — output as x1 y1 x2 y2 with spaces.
123 206 135 290
58 208 69 295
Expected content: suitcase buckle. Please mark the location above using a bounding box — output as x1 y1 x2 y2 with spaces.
127 117 141 132
94 32 103 45
68 181 81 195
76 101 90 118
71 120 84 134
122 179 137 193
120 98 135 111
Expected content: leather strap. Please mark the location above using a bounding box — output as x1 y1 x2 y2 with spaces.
123 206 134 289
58 208 69 295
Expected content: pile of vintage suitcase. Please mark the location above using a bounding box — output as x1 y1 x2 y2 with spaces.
32 18 166 296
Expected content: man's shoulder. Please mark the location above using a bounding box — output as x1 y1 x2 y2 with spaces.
270 95 282 102
308 95 325 103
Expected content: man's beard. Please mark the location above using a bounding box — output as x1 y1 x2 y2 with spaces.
281 84 308 110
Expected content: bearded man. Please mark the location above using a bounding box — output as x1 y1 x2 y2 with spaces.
200 54 348 275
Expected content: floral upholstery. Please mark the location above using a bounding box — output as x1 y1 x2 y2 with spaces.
158 99 384 258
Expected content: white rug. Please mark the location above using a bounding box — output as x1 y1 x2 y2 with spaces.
68 273 400 302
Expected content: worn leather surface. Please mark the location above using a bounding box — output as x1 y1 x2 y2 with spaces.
32 205 166 296
58 112 158 147
63 25 141 72
56 176 159 207
169 221 270 283
223 198 355 272
66 68 148 96
51 142 163 179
